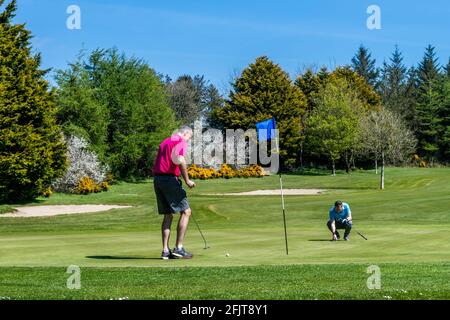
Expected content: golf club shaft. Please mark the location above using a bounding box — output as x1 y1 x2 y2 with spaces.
191 214 209 248
355 230 368 240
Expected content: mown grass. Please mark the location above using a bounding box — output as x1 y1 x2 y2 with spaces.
0 167 449 299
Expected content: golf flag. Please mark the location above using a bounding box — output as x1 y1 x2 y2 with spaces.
256 118 276 141
255 118 289 255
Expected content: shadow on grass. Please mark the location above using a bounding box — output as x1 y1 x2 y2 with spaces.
2 198 46 206
284 170 330 176
86 255 161 260
308 239 333 242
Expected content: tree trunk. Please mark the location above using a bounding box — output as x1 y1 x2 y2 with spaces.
299 142 303 169
344 151 350 174
380 152 385 190
332 159 336 176
375 159 378 174
351 150 356 170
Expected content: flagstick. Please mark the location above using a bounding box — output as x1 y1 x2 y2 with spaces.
276 135 288 255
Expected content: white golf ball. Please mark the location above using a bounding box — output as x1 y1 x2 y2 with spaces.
226 253 230 257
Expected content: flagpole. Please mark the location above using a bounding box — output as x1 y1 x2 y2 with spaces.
276 134 289 256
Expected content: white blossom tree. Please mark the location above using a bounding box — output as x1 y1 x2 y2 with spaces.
52 135 109 193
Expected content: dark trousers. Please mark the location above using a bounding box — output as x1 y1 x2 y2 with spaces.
327 220 352 235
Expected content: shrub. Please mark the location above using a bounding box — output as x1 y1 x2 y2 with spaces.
188 164 264 179
412 154 428 168
236 165 264 178
40 187 53 198
75 176 97 195
218 164 235 179
99 181 110 191
52 135 109 193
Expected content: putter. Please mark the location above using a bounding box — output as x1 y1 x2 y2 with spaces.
191 214 210 249
355 230 368 240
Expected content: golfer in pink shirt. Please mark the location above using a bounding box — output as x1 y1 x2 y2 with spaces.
153 126 196 259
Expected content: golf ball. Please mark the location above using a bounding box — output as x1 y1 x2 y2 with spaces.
226 253 230 257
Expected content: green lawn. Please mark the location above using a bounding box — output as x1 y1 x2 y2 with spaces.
0 167 449 299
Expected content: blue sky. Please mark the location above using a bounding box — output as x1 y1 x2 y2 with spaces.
12 0 450 93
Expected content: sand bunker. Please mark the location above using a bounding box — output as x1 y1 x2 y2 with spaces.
205 189 325 196
0 205 132 218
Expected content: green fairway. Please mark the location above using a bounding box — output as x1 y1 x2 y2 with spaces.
1 168 450 299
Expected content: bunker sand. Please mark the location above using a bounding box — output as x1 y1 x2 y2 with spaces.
0 205 132 218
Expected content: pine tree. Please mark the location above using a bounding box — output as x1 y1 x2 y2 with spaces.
415 45 442 160
351 45 379 87
378 46 416 124
204 84 224 128
418 45 441 86
445 58 450 78
0 0 67 202
439 77 450 162
212 56 307 169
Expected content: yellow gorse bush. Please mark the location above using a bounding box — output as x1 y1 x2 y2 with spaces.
188 164 264 180
75 176 110 194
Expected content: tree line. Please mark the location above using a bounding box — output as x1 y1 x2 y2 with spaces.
1 0 448 201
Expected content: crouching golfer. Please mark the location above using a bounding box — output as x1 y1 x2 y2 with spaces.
153 126 196 259
327 200 353 241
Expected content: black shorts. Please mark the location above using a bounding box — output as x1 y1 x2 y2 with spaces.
153 175 190 214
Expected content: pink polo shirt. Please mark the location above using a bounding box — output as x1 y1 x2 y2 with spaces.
152 134 187 177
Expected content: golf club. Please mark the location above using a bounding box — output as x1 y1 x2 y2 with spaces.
355 230 368 240
191 214 210 249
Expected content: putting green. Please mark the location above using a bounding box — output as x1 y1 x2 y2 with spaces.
1 167 449 268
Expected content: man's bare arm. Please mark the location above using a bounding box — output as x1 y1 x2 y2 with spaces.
330 220 336 233
176 155 195 188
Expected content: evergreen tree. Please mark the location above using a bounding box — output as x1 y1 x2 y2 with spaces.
439 77 450 162
417 45 441 85
0 0 67 202
351 45 379 87
212 56 307 169
378 46 416 123
294 69 323 110
204 84 224 128
415 45 442 160
445 58 450 78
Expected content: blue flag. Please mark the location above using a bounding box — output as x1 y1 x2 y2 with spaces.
256 118 276 141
